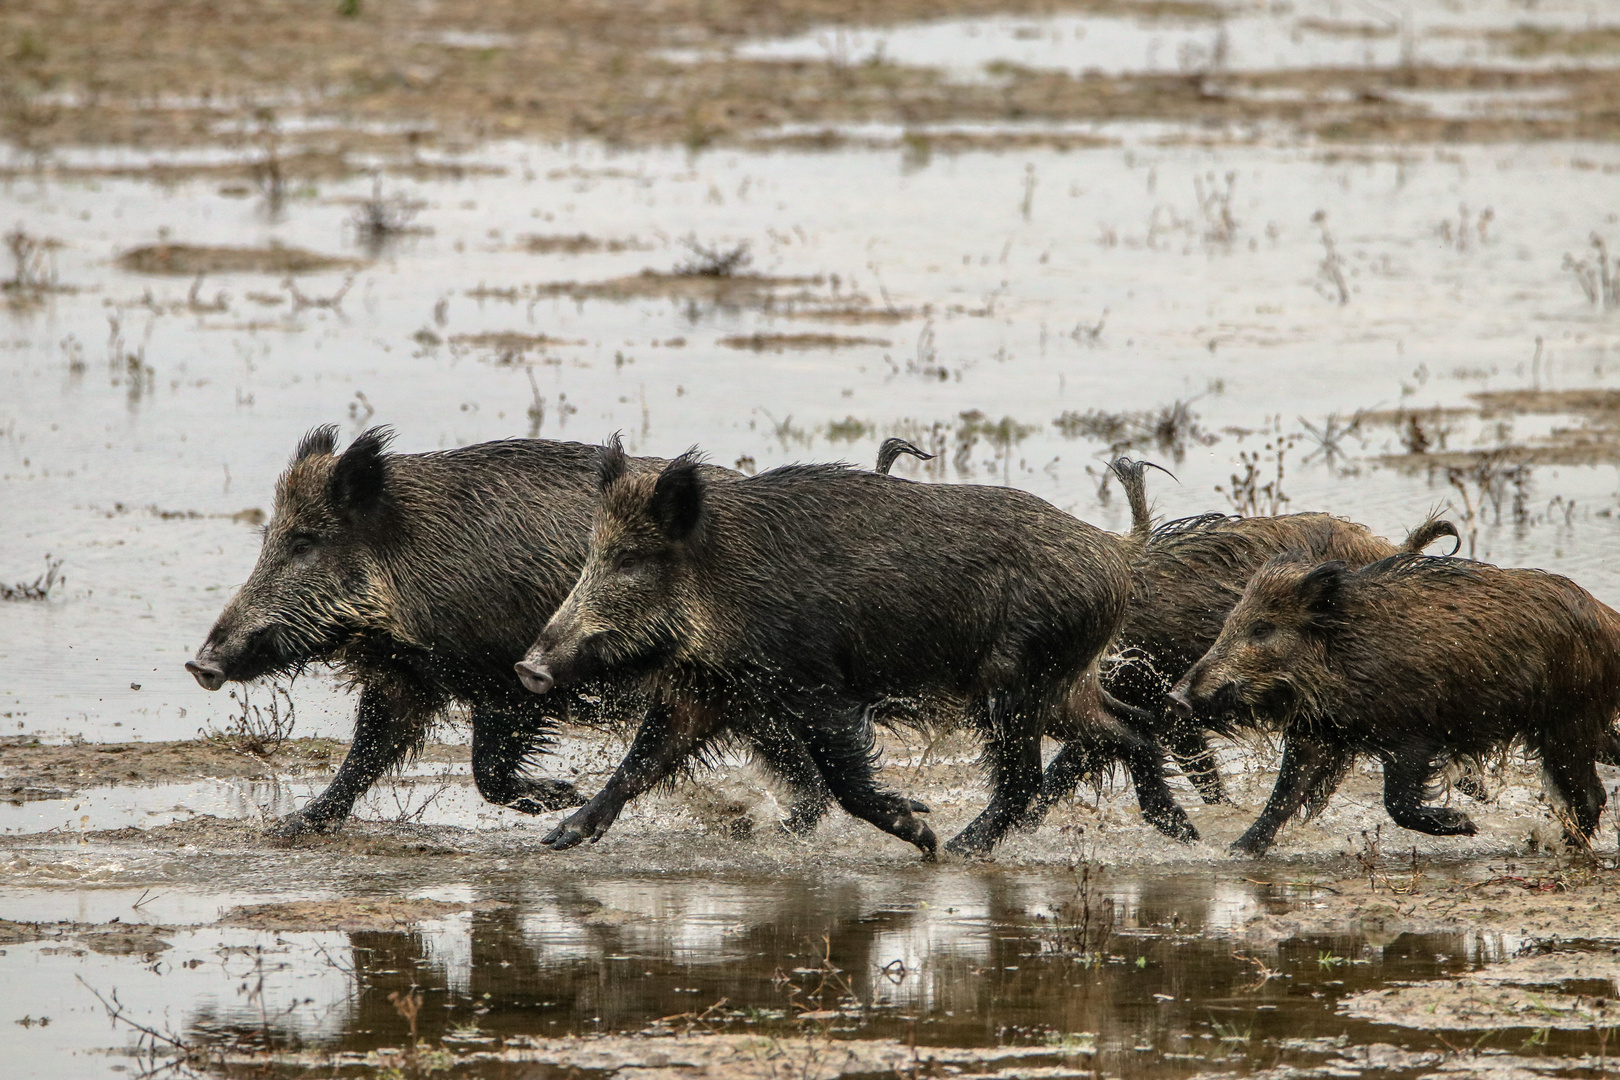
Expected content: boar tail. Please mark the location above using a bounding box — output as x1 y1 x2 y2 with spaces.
1107 457 1164 560
1402 515 1461 556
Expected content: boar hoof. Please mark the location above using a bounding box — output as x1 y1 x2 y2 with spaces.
542 801 622 850
266 811 339 844
942 831 994 859
907 798 931 815
1228 834 1274 857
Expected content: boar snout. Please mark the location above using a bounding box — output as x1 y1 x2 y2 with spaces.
514 660 556 695
1166 681 1196 719
186 656 227 691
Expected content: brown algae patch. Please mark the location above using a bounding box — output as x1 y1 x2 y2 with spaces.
1341 952 1620 1031
115 243 361 276
719 332 891 351
219 897 510 932
0 736 467 799
0 917 172 956
518 234 651 255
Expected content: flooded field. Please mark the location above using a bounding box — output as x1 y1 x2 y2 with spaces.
6 0 1620 1075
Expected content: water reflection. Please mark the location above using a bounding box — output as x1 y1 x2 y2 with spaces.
179 869 1498 1068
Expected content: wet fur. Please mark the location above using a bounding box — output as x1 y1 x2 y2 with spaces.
195 428 694 835
528 449 1194 856
1090 511 1455 810
1179 553 1620 854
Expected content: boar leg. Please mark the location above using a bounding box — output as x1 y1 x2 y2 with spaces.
1381 749 1478 836
945 694 1045 856
268 688 423 839
1231 738 1352 856
542 699 723 850
797 710 937 858
1536 737 1606 844
470 709 586 814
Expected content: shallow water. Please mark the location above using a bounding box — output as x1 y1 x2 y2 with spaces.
708 0 1620 82
5 134 1620 744
5 850 1616 1080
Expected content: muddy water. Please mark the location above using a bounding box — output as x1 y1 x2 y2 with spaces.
0 851 1591 1080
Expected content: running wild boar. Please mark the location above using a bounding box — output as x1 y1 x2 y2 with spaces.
1059 511 1457 810
1169 553 1619 855
187 427 915 839
516 442 1197 857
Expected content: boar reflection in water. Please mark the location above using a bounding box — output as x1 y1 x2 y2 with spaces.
1171 554 1620 856
517 440 1197 857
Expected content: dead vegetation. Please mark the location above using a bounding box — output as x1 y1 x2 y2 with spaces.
720 332 889 351
348 175 429 255
1564 233 1620 309
0 555 64 601
518 233 649 254
115 242 359 276
2 225 71 310
1052 399 1214 461
203 680 298 757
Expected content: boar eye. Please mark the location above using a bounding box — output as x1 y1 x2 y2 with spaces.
614 553 641 574
288 535 317 558
1248 621 1275 642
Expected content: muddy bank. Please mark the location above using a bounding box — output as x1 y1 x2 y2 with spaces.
0 916 172 956
6 0 1620 164
0 736 466 800
1240 864 1620 945
226 1032 1090 1080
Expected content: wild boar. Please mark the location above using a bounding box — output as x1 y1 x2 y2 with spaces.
188 427 849 838
1169 553 1619 855
516 443 1197 857
1075 512 1456 808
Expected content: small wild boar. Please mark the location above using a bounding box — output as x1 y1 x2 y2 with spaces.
1069 512 1457 809
516 441 1197 857
1168 553 1620 855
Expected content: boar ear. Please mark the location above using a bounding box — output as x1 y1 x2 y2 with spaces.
650 450 706 541
293 424 339 462
1298 561 1347 627
330 426 395 516
597 434 629 491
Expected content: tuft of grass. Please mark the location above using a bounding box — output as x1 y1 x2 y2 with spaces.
673 236 751 278
1 556 64 601
204 680 296 757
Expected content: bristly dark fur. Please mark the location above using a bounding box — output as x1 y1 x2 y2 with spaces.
295 424 340 462
597 433 630 490
192 432 694 837
1075 510 1460 815
528 448 1198 856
